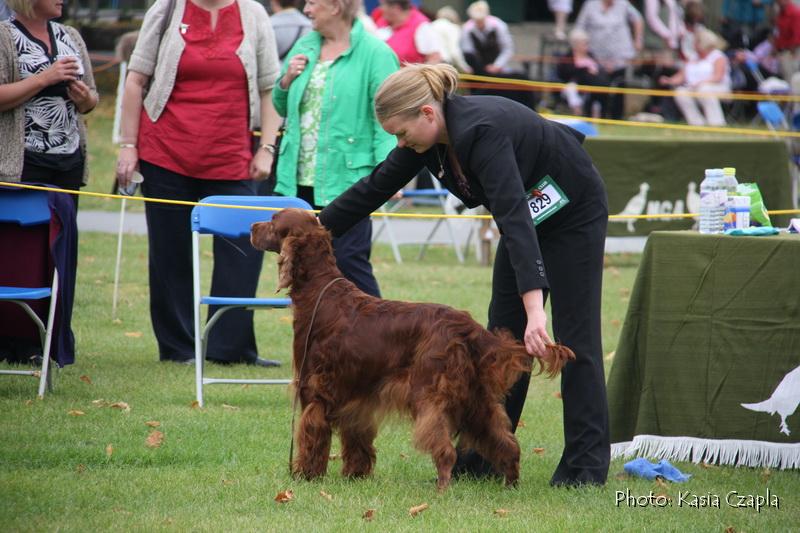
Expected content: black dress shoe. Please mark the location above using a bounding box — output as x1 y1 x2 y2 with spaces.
252 358 281 367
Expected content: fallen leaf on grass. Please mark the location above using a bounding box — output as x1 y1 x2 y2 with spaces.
279 316 292 323
699 462 716 469
319 491 333 501
92 399 108 407
362 509 376 521
110 401 130 411
725 527 737 533
329 453 340 461
610 319 621 328
241 384 251 389
516 420 526 428
532 447 545 456
145 421 161 428
25 399 33 406
112 318 122 325
124 331 143 338
76 464 85 474
409 503 429 517
222 404 239 411
79 375 92 384
494 509 510 517
145 430 164 448
68 409 85 416
761 468 772 482
190 400 200 409
604 351 615 361
222 479 237 486
552 392 562 399
399 453 408 460
655 477 668 488
274 490 294 503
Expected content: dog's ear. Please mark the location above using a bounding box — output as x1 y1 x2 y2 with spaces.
276 235 297 292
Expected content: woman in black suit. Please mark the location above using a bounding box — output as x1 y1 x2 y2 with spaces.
318 64 609 487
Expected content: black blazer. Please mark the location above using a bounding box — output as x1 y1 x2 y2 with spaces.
319 95 607 295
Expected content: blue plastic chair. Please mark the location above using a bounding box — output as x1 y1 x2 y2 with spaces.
554 118 599 137
757 101 788 130
0 188 59 398
373 176 465 263
191 195 313 407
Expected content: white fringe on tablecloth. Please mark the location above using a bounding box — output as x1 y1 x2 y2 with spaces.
611 435 800 469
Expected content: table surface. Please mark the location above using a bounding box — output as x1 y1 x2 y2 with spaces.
608 230 800 445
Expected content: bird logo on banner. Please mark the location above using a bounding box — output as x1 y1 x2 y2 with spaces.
741 365 800 436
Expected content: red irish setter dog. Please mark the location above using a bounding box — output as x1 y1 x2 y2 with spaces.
251 208 574 490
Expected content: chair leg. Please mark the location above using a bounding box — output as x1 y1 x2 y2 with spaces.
37 270 59 399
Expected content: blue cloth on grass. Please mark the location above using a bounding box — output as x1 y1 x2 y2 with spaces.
624 458 691 482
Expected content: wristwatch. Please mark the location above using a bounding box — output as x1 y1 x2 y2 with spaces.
260 143 277 155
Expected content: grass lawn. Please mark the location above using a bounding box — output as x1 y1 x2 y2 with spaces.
1 99 796 532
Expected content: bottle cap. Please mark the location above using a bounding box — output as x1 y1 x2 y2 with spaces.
723 167 736 176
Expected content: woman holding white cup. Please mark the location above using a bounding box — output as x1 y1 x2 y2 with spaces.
0 0 98 208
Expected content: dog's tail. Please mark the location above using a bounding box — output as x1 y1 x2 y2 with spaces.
478 329 576 398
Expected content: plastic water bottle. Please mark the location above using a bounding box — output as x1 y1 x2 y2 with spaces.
722 167 739 231
699 168 726 234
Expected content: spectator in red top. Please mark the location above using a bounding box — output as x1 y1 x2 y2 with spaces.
115 0 283 366
374 0 442 64
775 0 800 80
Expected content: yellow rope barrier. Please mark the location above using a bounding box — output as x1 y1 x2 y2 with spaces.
540 112 800 138
4 181 800 221
460 73 800 103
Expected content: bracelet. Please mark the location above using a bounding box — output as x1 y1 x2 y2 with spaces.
119 143 137 149
260 143 277 155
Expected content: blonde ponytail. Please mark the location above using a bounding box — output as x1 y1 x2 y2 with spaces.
375 64 459 122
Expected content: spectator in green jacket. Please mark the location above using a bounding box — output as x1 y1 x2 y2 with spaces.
273 0 398 297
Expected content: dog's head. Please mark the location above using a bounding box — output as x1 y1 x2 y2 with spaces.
251 208 335 290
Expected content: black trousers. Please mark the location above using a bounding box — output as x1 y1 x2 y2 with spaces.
296 185 381 298
140 161 264 363
487 209 610 486
21 156 84 210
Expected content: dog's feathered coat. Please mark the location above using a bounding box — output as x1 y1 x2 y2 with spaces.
251 208 574 489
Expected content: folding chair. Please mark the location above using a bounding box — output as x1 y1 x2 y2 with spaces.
192 195 313 407
0 188 59 398
406 178 464 263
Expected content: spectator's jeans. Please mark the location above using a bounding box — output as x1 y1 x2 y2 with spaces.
674 82 729 127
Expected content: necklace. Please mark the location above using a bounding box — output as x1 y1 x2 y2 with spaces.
435 145 445 180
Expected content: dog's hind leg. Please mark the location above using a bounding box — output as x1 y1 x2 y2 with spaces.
339 418 378 478
293 401 332 480
468 402 521 487
413 405 457 491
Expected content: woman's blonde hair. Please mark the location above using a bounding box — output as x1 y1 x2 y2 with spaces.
374 64 459 122
6 0 35 18
328 0 362 22
695 27 726 52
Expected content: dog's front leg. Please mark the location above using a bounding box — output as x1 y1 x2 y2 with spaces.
293 401 332 480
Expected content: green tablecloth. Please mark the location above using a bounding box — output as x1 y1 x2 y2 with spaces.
584 138 795 237
608 231 800 468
